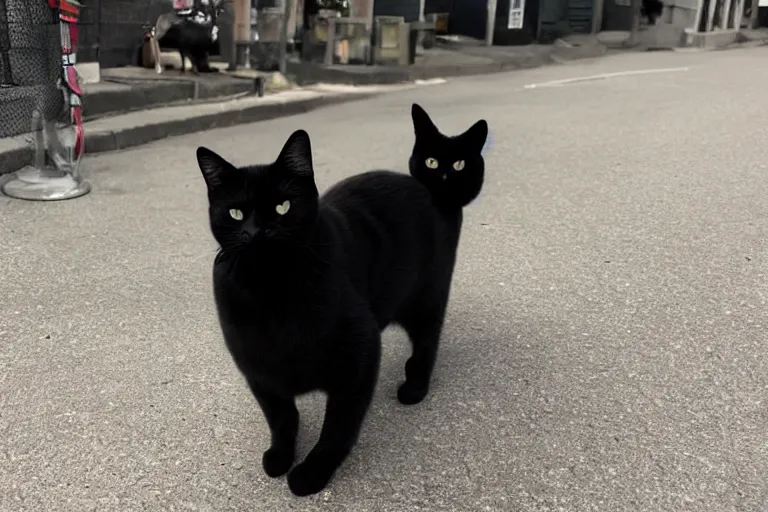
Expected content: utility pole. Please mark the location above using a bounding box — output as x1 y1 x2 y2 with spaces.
626 0 642 46
485 0 497 46
278 0 293 75
233 0 251 68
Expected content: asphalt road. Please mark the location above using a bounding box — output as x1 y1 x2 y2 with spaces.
2 48 768 512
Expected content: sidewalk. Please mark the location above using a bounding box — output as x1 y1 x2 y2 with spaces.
0 82 425 177
288 35 610 85
0 36 614 177
84 67 289 120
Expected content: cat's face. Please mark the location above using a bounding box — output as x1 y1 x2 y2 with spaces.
197 130 319 252
408 103 488 207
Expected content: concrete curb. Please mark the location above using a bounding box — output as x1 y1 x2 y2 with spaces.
0 137 33 177
84 72 284 120
0 91 382 176
287 60 550 86
287 44 608 86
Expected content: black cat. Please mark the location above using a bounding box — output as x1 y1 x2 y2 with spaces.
197 117 486 496
641 0 664 25
408 103 488 210
158 2 222 74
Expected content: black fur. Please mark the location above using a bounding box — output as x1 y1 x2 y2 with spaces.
641 0 664 24
159 3 222 74
160 21 218 73
409 103 488 210
197 128 478 496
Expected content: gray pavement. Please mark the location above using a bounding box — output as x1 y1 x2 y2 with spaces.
2 48 768 511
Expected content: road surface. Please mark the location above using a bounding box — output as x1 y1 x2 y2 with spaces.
2 47 767 511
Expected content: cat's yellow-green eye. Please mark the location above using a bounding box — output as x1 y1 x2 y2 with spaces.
425 157 439 169
229 209 244 221
453 160 465 171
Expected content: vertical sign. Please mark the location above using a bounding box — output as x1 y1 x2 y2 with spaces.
508 0 526 28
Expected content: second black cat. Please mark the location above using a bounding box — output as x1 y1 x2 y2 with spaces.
197 116 486 496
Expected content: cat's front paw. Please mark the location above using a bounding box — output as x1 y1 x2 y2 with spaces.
397 380 429 405
262 446 294 478
286 457 335 497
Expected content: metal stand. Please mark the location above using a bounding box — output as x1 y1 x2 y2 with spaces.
2 0 90 201
3 113 90 201
2 166 91 201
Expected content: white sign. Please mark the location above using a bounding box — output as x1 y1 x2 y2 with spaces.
508 0 526 29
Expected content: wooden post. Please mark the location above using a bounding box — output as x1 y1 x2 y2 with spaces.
721 0 733 28
350 0 375 28
692 0 705 32
234 0 250 41
592 0 606 34
278 0 293 74
733 0 744 28
627 0 642 46
485 0 497 46
705 0 717 31
750 0 760 28
233 0 251 68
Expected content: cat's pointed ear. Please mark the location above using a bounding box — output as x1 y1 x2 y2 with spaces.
411 103 438 137
463 119 489 154
197 146 235 191
277 129 314 178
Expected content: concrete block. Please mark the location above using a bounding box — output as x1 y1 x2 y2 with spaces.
641 24 686 48
76 62 102 84
0 135 32 176
684 28 740 48
596 31 631 47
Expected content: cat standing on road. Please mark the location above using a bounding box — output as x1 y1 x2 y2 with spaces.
196 109 487 496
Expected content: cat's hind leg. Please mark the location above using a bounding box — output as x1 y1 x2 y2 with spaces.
178 50 186 73
396 285 450 405
246 378 299 478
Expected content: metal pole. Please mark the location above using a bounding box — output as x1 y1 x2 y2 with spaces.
591 0 605 34
627 0 641 46
278 0 293 75
233 0 251 68
485 0 497 45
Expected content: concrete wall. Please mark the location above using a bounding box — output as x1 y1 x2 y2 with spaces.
538 0 571 41
451 0 487 39
374 0 420 21
662 0 698 29
0 0 65 138
77 0 171 68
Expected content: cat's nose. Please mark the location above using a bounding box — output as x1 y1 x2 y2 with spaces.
241 226 261 240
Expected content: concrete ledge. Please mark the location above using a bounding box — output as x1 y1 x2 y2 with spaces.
287 41 608 86
0 136 34 177
75 62 101 84
288 61 525 86
597 31 631 48
640 24 686 50
684 29 740 48
0 89 385 177
83 71 279 121
83 79 264 120
84 82 198 119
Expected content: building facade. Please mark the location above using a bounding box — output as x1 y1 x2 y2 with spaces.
420 0 594 44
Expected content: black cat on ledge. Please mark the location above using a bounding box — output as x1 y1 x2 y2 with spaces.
148 0 224 74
